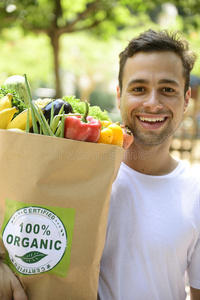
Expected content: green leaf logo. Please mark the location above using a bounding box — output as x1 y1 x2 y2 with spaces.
15 251 47 264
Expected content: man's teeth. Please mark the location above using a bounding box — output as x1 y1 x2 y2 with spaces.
139 116 165 122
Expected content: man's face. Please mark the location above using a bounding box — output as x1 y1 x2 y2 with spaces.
117 51 190 146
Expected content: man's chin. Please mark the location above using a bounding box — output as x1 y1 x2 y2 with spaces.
133 132 173 147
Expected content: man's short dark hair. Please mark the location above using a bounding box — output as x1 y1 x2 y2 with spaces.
118 29 198 95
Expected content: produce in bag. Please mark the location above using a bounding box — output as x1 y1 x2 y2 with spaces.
0 74 129 300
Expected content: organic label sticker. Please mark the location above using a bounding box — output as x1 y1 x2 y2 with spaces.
2 199 75 277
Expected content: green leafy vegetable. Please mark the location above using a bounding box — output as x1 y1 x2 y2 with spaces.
63 95 111 122
89 105 111 122
0 85 27 116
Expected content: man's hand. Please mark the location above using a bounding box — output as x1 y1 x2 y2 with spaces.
121 125 134 150
0 261 28 300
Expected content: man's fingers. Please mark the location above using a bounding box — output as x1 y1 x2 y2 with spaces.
121 126 134 149
11 276 28 300
0 261 28 300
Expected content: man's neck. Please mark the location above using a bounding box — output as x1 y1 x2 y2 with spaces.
123 139 179 176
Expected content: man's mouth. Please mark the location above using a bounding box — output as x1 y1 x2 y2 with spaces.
138 116 166 123
136 115 168 129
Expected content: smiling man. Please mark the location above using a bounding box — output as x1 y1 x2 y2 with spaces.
98 30 200 300
0 29 199 300
120 52 188 146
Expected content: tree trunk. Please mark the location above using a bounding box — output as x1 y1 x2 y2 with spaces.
50 32 61 98
78 74 97 102
80 89 92 103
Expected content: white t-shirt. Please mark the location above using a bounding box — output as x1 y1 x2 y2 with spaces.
98 161 200 300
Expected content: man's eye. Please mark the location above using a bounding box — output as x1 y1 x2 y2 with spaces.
162 87 174 92
133 87 145 92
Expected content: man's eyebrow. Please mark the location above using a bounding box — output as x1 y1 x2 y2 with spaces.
127 79 149 89
158 79 179 86
126 78 180 90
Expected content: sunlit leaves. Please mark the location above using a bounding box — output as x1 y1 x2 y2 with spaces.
1 0 200 35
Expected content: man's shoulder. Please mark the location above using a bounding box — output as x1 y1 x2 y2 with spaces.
179 161 200 179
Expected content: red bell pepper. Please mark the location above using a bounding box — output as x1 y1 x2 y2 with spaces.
64 101 101 142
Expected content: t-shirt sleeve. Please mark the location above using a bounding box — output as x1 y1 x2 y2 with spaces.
187 193 200 289
187 236 200 289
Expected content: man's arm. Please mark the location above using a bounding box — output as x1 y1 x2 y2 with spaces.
190 286 200 300
0 260 28 300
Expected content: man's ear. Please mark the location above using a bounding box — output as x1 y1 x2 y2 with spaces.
117 85 121 110
184 87 191 112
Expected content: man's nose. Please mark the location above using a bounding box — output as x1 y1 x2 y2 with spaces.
142 90 163 111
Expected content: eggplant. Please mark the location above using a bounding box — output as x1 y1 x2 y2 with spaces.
43 99 73 121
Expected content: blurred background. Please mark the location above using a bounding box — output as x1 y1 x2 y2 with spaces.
0 0 200 169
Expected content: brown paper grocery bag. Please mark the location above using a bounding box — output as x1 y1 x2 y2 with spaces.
0 129 124 300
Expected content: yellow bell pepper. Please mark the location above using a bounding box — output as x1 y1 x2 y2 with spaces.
98 127 113 144
100 120 112 128
98 121 124 147
107 123 124 147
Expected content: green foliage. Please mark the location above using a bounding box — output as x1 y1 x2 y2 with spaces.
175 0 200 15
1 0 199 35
90 86 116 112
0 28 53 89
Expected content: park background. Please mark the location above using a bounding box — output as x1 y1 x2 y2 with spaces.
0 0 200 169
